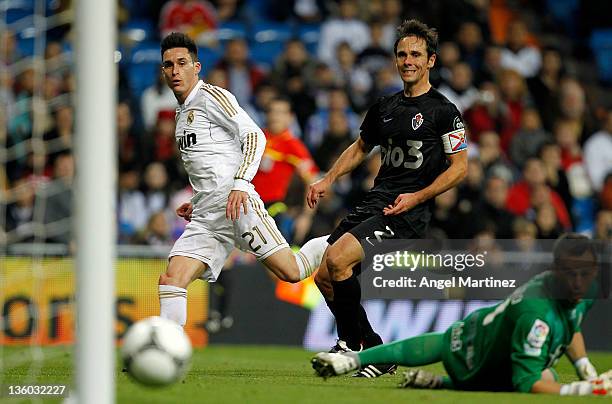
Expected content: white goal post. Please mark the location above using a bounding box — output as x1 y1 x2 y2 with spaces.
74 0 117 402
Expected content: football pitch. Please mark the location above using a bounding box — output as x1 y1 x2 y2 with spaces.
2 346 612 403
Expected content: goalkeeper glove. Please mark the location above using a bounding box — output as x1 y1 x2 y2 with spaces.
560 371 612 396
574 357 598 381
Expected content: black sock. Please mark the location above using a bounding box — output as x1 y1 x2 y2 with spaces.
331 275 362 350
325 298 348 342
358 304 383 348
217 272 231 318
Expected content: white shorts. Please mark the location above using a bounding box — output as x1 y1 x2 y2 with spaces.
169 194 289 281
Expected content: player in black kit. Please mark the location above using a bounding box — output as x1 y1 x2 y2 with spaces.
307 19 468 377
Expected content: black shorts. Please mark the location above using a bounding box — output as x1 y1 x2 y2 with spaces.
328 191 431 246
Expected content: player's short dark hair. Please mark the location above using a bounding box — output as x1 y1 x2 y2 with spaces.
553 233 597 267
160 32 198 62
394 19 438 58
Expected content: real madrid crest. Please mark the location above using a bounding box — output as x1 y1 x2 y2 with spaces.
187 110 195 125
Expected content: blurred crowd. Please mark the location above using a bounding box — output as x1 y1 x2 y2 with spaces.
1 0 612 248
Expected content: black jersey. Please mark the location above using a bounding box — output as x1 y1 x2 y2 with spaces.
360 87 467 196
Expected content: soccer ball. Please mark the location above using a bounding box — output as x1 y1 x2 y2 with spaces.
121 316 192 386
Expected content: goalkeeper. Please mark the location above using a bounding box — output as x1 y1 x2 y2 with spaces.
312 233 611 396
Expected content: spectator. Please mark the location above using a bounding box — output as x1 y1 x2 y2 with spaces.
252 97 318 242
269 40 318 129
557 78 595 140
317 0 370 65
601 175 612 211
270 39 317 95
497 68 527 151
252 97 317 205
476 175 516 239
118 167 147 243
43 104 74 169
509 108 551 168
477 131 514 181
593 209 612 240
305 88 359 150
357 19 392 77
506 158 571 229
456 21 485 77
369 64 403 99
377 0 402 51
141 74 178 132
554 118 583 171
5 178 36 242
429 187 465 238
143 162 171 220
150 110 183 185
538 141 572 215
117 102 144 169
431 41 460 87
213 0 246 22
159 0 218 43
500 19 541 78
331 42 372 112
534 203 563 239
463 81 512 144
458 156 484 210
206 66 228 88
136 211 172 246
438 62 479 113
42 152 74 244
215 38 266 106
526 47 564 131
583 108 612 192
0 30 20 65
314 110 353 172
476 45 503 85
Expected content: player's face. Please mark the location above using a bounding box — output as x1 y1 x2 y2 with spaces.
162 47 201 101
554 251 598 304
395 36 436 87
395 36 436 85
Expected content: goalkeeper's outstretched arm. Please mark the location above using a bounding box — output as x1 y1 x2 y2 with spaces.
531 372 612 396
565 332 598 380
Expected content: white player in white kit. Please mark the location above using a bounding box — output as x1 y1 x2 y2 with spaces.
157 33 328 327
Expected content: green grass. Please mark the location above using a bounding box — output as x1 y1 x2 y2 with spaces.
2 346 612 403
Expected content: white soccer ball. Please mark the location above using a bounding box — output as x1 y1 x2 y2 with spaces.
121 316 192 386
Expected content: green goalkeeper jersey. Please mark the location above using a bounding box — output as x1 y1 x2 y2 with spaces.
441 271 594 392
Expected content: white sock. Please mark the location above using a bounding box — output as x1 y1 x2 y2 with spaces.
295 235 329 280
158 285 187 327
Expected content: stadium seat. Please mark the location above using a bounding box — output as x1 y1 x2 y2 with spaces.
589 30 612 83
128 62 160 98
5 7 31 24
297 24 320 55
545 0 578 32
129 42 161 97
251 21 292 43
216 21 248 42
122 19 157 43
131 41 161 64
1 0 33 13
249 41 284 69
249 22 292 68
198 46 222 71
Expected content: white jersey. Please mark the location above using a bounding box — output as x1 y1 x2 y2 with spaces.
174 80 266 210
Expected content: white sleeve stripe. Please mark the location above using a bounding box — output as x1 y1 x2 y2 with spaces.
204 87 237 117
235 132 258 179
